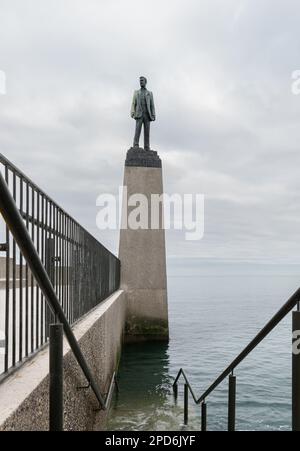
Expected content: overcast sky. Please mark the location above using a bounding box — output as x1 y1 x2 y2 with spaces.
1 0 300 264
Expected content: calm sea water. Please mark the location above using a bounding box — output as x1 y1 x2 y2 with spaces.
107 262 300 431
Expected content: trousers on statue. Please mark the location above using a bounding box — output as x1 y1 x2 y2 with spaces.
134 113 151 150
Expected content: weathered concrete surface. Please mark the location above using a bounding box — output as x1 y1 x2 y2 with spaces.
0 257 5 279
119 164 169 341
0 258 32 288
0 257 69 289
0 290 125 431
0 257 28 280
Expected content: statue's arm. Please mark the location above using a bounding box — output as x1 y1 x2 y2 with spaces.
131 91 137 118
151 93 156 121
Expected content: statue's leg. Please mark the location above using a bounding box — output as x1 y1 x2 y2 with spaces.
133 118 143 148
144 117 150 151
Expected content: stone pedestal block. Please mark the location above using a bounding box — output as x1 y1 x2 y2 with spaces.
119 147 169 342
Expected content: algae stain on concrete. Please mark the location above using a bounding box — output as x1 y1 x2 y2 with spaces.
125 317 169 342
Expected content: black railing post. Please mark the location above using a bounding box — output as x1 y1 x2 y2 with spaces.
173 383 178 401
292 310 300 431
49 323 64 432
201 402 207 432
184 383 189 425
228 374 236 432
45 238 55 339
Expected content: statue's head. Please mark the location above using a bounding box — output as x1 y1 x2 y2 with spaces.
140 76 147 88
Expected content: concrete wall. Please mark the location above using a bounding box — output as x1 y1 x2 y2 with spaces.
0 257 5 279
0 257 69 288
0 290 126 431
0 257 26 280
0 257 28 288
0 257 39 290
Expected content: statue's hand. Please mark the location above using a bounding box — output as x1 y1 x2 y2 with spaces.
131 113 135 119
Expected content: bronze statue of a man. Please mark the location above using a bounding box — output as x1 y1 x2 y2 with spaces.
131 76 156 151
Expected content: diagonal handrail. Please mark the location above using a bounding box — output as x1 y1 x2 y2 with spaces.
0 170 109 410
174 287 300 417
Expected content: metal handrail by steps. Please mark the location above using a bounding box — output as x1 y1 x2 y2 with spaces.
173 289 300 431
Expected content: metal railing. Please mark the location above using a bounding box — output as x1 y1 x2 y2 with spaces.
0 154 120 380
173 290 300 431
0 166 121 429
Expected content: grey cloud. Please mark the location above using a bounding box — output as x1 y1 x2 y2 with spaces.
1 0 300 261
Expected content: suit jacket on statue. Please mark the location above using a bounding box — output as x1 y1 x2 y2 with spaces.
131 89 156 121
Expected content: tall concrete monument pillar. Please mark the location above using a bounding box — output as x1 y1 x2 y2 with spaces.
119 147 169 342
